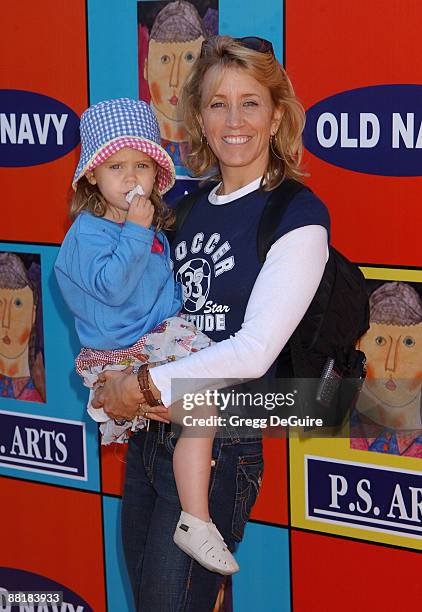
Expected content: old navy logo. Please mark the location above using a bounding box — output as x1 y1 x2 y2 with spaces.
0 89 80 167
303 84 422 176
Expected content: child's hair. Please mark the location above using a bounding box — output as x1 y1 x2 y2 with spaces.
69 175 175 232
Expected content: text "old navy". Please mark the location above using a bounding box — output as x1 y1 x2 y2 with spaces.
0 90 80 167
304 84 422 176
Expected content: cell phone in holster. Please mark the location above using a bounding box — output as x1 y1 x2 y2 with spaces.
315 351 367 428
316 358 342 409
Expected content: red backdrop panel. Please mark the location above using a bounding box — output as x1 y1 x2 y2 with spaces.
101 443 127 496
0 0 87 243
0 477 106 610
250 437 288 525
286 0 422 266
291 530 422 611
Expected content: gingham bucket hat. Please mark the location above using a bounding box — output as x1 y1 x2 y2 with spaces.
72 98 176 194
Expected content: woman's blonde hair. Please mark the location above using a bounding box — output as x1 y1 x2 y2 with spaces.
69 174 174 232
180 35 306 189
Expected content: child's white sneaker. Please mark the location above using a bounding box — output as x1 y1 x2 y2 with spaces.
173 511 239 575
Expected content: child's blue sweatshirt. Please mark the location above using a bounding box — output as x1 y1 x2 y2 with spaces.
54 211 182 349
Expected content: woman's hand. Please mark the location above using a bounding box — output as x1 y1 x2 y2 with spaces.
91 368 171 423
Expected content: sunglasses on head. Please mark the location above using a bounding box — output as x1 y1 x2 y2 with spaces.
200 36 274 57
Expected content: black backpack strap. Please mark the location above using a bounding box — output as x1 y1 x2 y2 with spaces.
173 182 215 234
257 179 308 264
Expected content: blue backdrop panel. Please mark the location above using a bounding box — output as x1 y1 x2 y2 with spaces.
88 0 284 104
219 0 283 61
0 242 100 491
103 495 134 612
88 0 140 103
233 523 291 611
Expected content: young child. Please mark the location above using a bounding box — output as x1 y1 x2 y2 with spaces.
54 98 238 575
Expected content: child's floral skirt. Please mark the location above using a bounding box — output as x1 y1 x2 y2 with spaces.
75 316 213 445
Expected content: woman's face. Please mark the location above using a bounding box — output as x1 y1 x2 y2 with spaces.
359 322 422 409
0 286 35 361
200 66 281 184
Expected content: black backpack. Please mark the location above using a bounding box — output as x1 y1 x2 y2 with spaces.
172 179 370 426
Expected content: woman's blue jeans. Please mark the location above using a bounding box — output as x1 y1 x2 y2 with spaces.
121 423 263 611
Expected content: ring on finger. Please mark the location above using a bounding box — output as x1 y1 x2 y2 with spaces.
137 403 147 416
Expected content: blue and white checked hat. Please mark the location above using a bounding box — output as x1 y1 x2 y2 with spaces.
72 98 176 194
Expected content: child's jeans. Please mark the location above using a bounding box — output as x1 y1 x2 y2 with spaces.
75 316 213 444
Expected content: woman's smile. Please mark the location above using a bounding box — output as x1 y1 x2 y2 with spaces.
222 135 252 144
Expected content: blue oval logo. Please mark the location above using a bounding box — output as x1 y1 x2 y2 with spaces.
303 84 422 176
0 90 80 167
0 567 93 610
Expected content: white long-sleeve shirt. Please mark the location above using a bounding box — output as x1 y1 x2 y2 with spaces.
151 223 329 406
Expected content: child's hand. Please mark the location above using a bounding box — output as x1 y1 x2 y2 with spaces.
126 195 154 228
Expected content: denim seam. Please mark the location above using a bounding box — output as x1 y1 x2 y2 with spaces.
142 432 158 483
208 442 224 500
231 455 264 542
164 431 176 453
180 559 194 611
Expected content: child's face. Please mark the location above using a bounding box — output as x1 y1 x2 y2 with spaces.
86 148 157 222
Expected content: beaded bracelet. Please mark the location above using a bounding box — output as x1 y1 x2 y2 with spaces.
137 364 163 407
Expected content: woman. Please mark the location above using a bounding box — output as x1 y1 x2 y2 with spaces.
94 35 330 611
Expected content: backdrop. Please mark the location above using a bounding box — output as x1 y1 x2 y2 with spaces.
0 1 420 610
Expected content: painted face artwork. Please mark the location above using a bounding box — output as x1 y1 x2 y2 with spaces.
351 282 422 454
145 37 204 142
200 66 281 185
359 322 422 410
0 285 35 362
0 253 45 402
